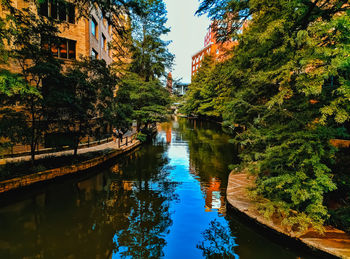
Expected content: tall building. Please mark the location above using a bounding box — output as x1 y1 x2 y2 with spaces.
0 0 119 73
0 1 128 154
191 23 238 80
166 72 173 94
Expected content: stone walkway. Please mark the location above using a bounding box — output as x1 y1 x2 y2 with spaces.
1 132 136 164
227 172 350 259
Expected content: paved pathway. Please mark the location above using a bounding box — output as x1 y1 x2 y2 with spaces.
1 131 136 164
227 172 350 259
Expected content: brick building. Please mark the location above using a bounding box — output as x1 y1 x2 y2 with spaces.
166 72 173 94
191 23 238 80
0 0 117 72
0 0 127 155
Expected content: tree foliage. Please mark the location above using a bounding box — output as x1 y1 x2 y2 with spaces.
189 0 350 232
0 1 119 160
181 55 233 119
0 2 62 161
59 59 118 155
129 0 174 81
116 73 170 129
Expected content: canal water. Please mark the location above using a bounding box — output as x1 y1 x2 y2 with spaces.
0 118 317 258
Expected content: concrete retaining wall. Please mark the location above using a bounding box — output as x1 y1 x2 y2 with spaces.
0 140 140 194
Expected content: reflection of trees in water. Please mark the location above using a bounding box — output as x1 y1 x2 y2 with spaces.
178 118 238 184
197 220 239 259
0 173 127 259
110 144 178 258
0 144 177 259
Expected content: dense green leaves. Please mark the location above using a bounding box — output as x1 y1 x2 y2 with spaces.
181 56 233 119
116 73 170 129
129 0 174 81
114 0 172 130
190 0 350 232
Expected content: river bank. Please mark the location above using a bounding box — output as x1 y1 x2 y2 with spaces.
0 136 141 194
0 119 321 258
226 171 350 259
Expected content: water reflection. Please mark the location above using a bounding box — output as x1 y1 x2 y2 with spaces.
0 118 317 258
197 220 239 258
111 146 178 258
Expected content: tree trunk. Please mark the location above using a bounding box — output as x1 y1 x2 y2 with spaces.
30 100 36 164
30 145 35 164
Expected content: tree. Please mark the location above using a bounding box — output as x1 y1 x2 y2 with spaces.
116 73 170 130
0 2 63 161
0 70 39 154
1 1 121 159
61 59 118 155
129 0 174 81
182 55 233 120
194 0 350 232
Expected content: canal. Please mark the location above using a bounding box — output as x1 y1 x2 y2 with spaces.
0 118 318 258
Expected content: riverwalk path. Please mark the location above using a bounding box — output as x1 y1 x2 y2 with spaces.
227 172 350 259
0 131 141 194
1 131 136 164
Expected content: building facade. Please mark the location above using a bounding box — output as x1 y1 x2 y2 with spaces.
166 72 173 94
1 0 116 72
173 83 189 96
0 0 124 155
191 23 238 80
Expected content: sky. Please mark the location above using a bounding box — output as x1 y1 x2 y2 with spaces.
164 0 211 84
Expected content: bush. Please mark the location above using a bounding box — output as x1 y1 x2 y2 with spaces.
136 132 147 143
329 207 350 233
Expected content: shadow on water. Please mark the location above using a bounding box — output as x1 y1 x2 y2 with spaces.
0 117 320 258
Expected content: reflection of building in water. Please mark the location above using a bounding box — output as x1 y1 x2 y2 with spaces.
111 164 120 174
166 127 172 144
157 122 173 144
77 173 105 202
189 154 226 215
204 178 225 214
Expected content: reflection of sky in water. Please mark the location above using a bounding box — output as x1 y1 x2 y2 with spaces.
0 119 318 259
212 191 221 209
111 127 238 258
159 129 237 258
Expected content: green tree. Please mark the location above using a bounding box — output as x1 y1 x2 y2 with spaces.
182 56 233 119
195 0 350 232
0 2 63 161
116 73 170 130
61 59 118 155
129 0 174 81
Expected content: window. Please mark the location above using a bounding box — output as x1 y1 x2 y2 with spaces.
68 40 76 59
39 1 48 16
58 2 66 21
92 49 98 59
39 1 75 24
42 37 76 60
51 44 58 57
50 1 58 19
91 17 98 38
59 40 67 58
67 3 75 23
102 34 106 51
108 24 112 35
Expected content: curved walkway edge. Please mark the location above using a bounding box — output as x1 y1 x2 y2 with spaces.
226 172 350 259
0 139 141 194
